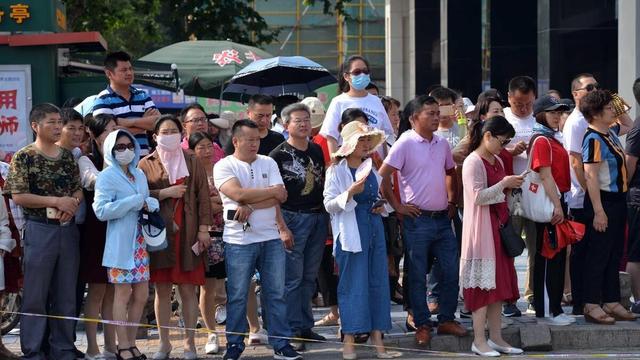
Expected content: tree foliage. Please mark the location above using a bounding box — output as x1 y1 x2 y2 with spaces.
64 0 354 58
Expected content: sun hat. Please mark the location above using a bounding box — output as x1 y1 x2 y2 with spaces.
208 111 236 129
300 97 326 129
332 121 386 158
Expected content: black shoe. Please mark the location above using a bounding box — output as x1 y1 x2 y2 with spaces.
74 348 85 359
274 345 303 360
299 329 326 342
223 344 243 360
405 319 417 332
502 303 522 317
459 309 472 318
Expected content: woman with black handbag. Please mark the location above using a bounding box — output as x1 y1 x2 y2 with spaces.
461 116 524 357
527 95 573 326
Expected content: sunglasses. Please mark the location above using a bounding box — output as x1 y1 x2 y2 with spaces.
114 143 135 152
577 83 599 92
185 117 208 124
493 135 512 147
349 68 370 76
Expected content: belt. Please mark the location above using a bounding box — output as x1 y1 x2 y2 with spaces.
281 207 325 214
26 215 75 226
419 209 448 218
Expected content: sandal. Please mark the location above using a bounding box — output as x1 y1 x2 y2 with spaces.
116 348 138 360
315 313 339 327
583 305 615 325
603 303 636 321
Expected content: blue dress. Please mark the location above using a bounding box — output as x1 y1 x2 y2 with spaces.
335 168 392 334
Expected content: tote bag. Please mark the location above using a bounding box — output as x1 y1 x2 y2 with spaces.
517 136 559 223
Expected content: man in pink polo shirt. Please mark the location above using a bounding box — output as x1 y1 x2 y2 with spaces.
379 95 467 347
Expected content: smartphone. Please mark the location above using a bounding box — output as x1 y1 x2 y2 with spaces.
371 198 387 209
226 209 237 221
46 207 58 219
439 105 455 116
191 242 202 256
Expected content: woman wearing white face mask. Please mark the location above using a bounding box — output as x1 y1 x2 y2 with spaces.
138 115 212 360
318 55 395 156
93 129 159 360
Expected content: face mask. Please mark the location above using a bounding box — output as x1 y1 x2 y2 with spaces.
350 73 371 91
115 149 135 166
156 133 182 151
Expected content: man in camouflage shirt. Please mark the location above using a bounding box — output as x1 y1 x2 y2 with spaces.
4 103 83 360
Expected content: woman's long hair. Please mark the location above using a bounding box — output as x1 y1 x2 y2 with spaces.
86 113 116 170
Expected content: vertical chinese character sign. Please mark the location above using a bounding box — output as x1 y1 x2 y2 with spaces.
0 65 32 161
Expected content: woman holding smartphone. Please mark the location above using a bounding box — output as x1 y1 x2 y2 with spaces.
138 115 212 359
324 121 399 359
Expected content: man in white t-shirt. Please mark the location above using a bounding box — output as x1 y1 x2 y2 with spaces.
562 73 599 315
503 75 537 317
214 120 302 360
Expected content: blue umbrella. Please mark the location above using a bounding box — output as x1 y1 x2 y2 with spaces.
224 56 337 98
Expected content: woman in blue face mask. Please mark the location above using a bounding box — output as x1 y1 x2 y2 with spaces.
318 55 396 156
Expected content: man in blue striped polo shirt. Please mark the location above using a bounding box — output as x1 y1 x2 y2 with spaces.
92 51 160 155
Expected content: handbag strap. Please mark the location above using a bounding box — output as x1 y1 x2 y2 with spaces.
526 135 553 172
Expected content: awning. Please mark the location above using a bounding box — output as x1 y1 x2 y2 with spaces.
0 31 107 52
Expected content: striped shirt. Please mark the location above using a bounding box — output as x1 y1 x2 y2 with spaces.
582 124 627 193
91 85 156 155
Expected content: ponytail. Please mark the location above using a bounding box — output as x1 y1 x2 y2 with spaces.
468 120 485 153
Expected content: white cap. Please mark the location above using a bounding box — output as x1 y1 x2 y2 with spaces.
300 97 325 129
209 111 236 129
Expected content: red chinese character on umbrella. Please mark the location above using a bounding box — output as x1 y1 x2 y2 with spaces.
212 49 243 67
0 90 17 110
244 51 261 62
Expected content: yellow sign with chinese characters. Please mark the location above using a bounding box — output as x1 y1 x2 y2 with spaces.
55 6 65 30
9 3 29 24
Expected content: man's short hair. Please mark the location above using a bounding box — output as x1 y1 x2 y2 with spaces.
60 108 83 126
580 89 613 123
571 73 594 92
281 103 310 124
30 103 60 124
231 119 259 137
633 77 640 106
248 94 274 108
508 76 537 96
429 87 458 103
179 103 206 123
405 95 438 119
104 51 132 71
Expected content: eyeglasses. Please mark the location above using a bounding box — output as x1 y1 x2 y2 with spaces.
114 143 135 152
349 68 370 76
290 117 311 125
576 83 599 92
185 117 208 124
493 135 512 147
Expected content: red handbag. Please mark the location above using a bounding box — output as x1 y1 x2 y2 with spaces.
541 220 585 259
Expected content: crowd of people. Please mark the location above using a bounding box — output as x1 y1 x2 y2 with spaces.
1 50 640 360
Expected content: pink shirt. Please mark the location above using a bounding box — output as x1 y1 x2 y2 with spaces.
384 130 454 211
181 137 225 164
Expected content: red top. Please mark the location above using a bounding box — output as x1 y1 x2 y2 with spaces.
313 134 331 167
530 136 571 193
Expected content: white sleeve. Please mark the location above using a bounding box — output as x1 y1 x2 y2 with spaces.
565 121 583 154
319 98 342 142
213 158 239 190
267 158 284 186
78 156 100 190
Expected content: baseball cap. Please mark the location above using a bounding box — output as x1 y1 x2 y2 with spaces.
300 97 325 129
533 95 570 116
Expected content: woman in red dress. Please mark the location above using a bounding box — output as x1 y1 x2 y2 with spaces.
138 115 212 360
461 116 523 357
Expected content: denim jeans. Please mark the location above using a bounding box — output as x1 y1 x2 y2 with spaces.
225 239 290 352
282 210 329 333
403 214 459 326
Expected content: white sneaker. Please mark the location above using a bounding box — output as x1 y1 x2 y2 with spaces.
249 328 269 345
538 314 572 326
215 305 227 325
556 313 576 323
205 333 219 354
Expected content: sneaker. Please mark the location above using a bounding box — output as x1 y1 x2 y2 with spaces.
274 345 303 360
205 334 220 355
537 314 572 326
525 303 536 315
502 303 522 317
223 344 243 360
556 313 576 324
215 305 227 325
249 328 269 345
299 329 326 342
459 309 472 318
631 301 640 314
